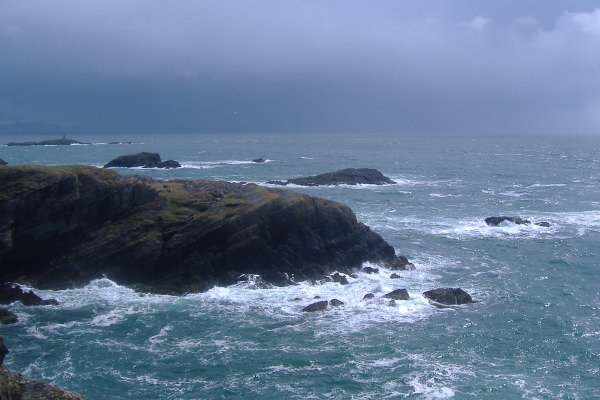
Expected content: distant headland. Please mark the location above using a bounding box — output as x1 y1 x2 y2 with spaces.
5 135 89 146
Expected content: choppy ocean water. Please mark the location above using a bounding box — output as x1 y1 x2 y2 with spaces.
1 133 599 399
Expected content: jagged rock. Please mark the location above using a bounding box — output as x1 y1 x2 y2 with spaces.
252 158 265 163
301 300 329 312
383 289 410 300
0 165 411 294
390 273 401 279
0 365 85 399
267 168 395 186
21 290 59 306
331 273 349 285
485 216 530 226
0 309 17 324
0 337 7 364
0 283 23 305
363 293 375 300
423 288 474 305
0 159 7 166
329 299 344 307
155 160 181 169
361 266 380 274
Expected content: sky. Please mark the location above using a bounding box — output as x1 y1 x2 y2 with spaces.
1 0 600 135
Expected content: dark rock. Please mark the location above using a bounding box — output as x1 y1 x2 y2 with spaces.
104 152 165 168
485 216 531 226
390 273 401 279
0 283 24 305
252 158 265 163
267 168 396 186
361 266 380 274
6 137 89 146
331 273 349 285
0 165 410 294
0 159 6 166
535 221 551 227
0 336 7 364
0 309 18 324
388 300 396 307
383 289 410 300
302 300 329 312
397 255 416 270
0 365 85 399
363 293 375 300
155 160 181 169
105 152 160 168
423 288 474 305
329 299 344 307
21 290 58 306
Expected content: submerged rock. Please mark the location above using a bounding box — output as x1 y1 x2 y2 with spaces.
329 299 344 307
0 165 411 294
252 158 266 163
383 289 410 300
302 300 329 312
423 288 474 305
485 216 530 226
267 168 395 186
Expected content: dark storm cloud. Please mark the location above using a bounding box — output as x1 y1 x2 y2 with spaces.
2 1 600 134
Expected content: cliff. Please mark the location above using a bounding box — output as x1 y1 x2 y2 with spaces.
0 165 410 294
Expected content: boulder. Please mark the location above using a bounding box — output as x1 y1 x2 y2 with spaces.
267 168 396 186
390 273 401 279
363 293 375 300
535 221 551 227
361 266 379 274
0 309 17 324
302 300 329 312
331 273 349 285
21 290 59 306
383 289 410 300
329 299 344 307
104 152 181 168
485 216 530 226
423 288 474 305
0 165 412 294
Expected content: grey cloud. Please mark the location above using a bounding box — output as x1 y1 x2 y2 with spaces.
2 1 600 134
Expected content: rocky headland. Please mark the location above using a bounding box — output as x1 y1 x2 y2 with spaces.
0 165 410 294
267 168 395 186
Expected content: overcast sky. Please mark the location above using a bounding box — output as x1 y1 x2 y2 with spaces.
2 1 600 135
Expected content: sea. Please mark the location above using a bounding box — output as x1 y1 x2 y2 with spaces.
0 133 599 399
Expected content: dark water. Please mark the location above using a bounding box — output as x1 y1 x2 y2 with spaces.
1 133 599 399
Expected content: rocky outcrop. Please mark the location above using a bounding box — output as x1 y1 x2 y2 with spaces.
1 283 58 306
302 300 329 312
0 309 17 324
423 288 474 305
0 159 6 166
383 288 409 300
0 366 85 399
104 152 181 169
0 165 411 294
267 168 395 186
6 137 89 146
485 216 550 227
